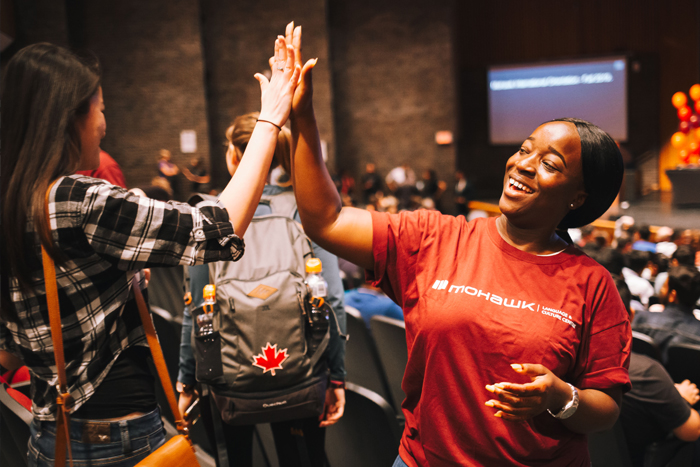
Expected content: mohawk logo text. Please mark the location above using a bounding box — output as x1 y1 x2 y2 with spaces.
429 280 576 329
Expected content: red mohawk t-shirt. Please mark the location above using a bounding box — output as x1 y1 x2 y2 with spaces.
368 211 631 467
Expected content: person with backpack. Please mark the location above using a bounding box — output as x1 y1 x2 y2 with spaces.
177 111 347 467
0 38 300 466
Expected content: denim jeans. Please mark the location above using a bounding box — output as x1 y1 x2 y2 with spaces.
392 454 409 467
28 407 165 467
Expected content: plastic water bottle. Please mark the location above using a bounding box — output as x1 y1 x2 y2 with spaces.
306 258 329 353
196 284 216 337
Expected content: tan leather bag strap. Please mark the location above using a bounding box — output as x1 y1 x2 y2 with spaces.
41 179 74 467
132 277 189 436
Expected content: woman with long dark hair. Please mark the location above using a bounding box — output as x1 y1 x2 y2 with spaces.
0 39 300 466
286 27 630 466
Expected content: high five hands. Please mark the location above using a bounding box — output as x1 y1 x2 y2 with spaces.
254 35 301 129
485 363 572 421
268 22 318 120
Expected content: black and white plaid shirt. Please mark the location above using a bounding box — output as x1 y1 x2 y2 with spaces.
0 175 243 420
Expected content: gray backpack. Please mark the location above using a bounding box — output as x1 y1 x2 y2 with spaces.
191 192 332 425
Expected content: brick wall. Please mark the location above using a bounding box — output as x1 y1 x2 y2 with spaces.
81 0 211 198
328 0 457 204
199 0 335 190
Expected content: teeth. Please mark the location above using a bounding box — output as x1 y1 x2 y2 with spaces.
509 178 533 194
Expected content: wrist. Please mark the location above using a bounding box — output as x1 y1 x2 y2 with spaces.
547 382 579 419
550 379 573 412
329 380 345 390
291 109 317 129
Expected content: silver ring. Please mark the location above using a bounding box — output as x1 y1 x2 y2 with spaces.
276 66 284 71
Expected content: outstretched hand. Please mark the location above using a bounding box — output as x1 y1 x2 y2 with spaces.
255 36 301 129
271 21 317 120
485 363 572 421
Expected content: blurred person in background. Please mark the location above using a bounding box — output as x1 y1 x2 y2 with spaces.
75 149 126 188
633 265 700 362
454 169 474 217
361 162 383 204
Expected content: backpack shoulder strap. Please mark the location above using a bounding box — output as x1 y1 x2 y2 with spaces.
260 190 298 219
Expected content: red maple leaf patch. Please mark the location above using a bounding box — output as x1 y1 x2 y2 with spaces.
252 343 289 376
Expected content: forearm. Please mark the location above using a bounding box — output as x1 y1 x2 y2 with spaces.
290 112 342 239
560 387 620 434
219 123 279 237
290 113 374 269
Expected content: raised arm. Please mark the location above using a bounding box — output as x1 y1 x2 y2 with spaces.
218 37 300 238
287 23 374 270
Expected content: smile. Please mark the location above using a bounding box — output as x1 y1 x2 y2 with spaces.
508 178 534 194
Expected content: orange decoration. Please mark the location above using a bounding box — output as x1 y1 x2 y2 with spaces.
690 84 700 101
691 141 700 155
673 92 688 108
680 149 689 159
695 100 700 114
678 106 693 121
672 132 688 149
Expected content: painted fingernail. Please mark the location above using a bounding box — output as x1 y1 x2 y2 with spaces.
494 411 503 418
485 385 495 392
511 364 523 371
485 400 495 407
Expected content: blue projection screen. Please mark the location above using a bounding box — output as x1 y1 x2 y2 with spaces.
488 57 627 144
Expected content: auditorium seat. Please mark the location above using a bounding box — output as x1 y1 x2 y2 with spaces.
344 306 394 408
325 382 402 467
588 418 632 467
370 315 408 416
631 331 662 362
0 380 32 467
665 342 700 385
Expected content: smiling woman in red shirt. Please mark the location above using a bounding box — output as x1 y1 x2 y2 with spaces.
285 26 630 467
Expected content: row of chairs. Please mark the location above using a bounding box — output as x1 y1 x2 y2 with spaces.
632 331 700 384
343 306 408 417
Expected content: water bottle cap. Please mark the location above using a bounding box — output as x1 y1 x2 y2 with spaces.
203 284 216 300
305 258 322 273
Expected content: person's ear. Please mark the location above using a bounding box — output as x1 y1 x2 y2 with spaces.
569 191 587 210
225 144 241 176
668 289 678 304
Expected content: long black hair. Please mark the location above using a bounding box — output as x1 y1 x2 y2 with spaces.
551 118 624 229
0 43 101 322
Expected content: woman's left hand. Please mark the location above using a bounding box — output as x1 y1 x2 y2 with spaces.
319 387 345 427
485 363 572 421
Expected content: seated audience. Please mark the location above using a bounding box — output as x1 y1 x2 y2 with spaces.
655 226 678 258
613 271 700 467
655 245 697 296
623 250 655 309
633 265 700 362
345 279 404 327
632 225 657 253
622 353 700 467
